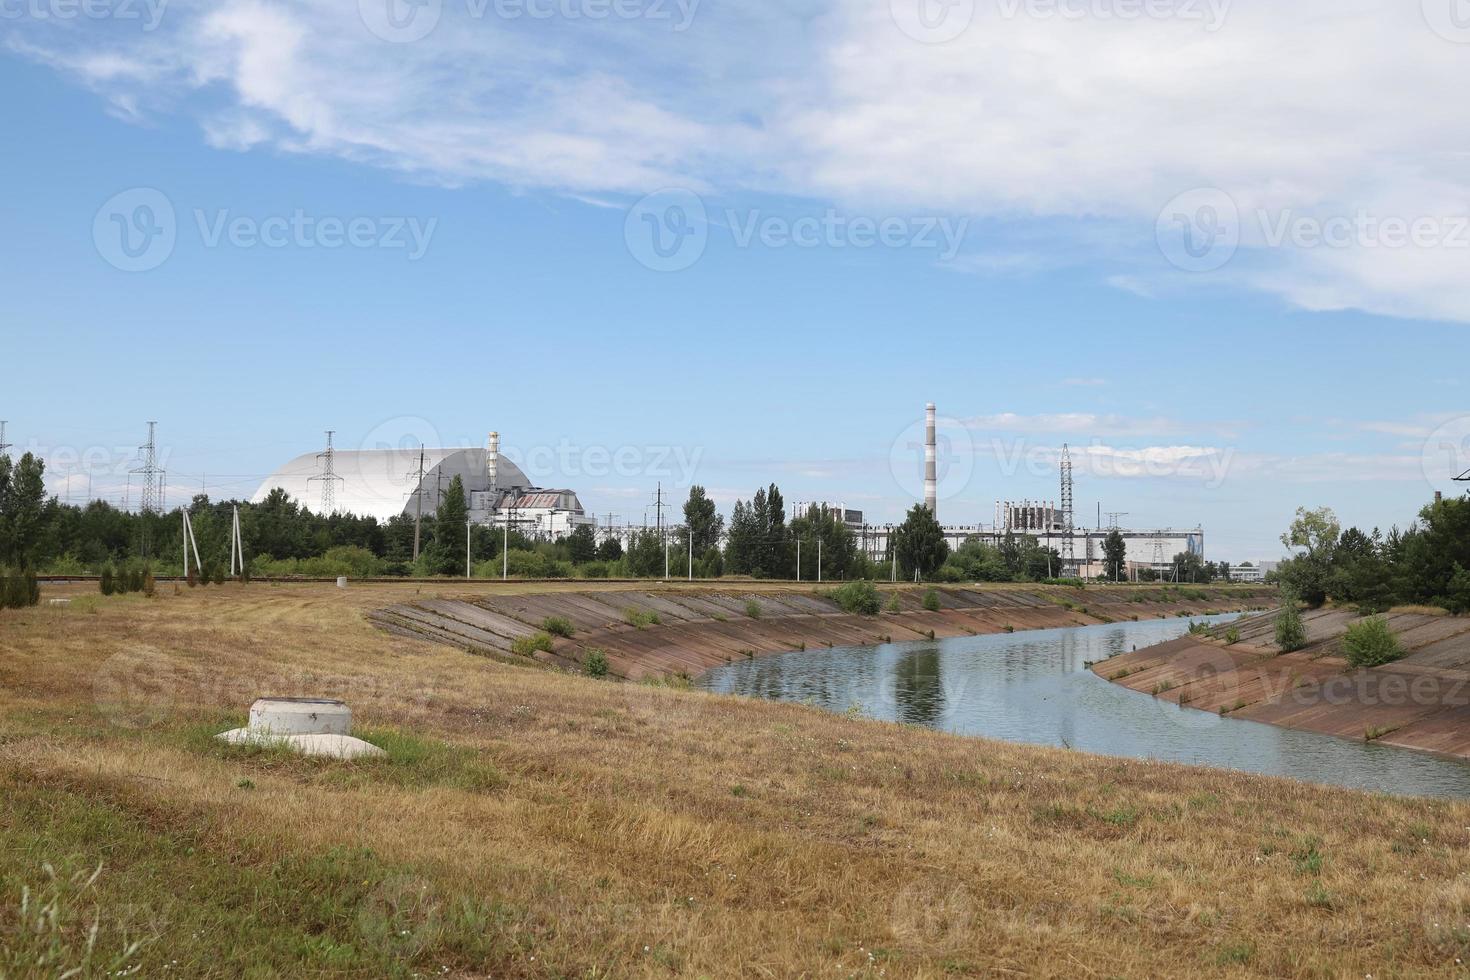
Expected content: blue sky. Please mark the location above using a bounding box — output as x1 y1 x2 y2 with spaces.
2 0 1469 560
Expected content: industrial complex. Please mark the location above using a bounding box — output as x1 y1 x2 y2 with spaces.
254 405 1207 577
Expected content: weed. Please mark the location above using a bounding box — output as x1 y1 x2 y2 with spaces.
922 589 941 612
623 608 660 629
512 632 555 657
542 615 575 638
1342 616 1403 668
744 598 762 619
831 580 881 615
1291 837 1324 876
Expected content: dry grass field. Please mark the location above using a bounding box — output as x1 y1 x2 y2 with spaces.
3 581 1470 978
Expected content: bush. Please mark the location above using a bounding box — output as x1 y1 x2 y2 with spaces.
1275 603 1307 653
922 589 941 612
831 580 880 615
1342 616 1403 668
1225 627 1241 645
885 593 901 614
580 562 611 579
143 568 156 596
584 649 610 678
543 616 575 638
511 632 555 657
623 608 660 629
100 565 115 596
0 569 39 610
744 598 762 619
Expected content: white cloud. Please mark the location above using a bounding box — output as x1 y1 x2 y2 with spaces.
13 0 1470 319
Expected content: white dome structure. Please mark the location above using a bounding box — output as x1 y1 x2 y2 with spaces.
252 447 533 523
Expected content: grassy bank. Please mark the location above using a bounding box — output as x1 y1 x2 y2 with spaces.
2 582 1468 977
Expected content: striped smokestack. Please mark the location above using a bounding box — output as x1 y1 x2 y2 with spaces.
924 403 937 517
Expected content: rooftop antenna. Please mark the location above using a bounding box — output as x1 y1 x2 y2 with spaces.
308 430 343 516
1060 444 1075 575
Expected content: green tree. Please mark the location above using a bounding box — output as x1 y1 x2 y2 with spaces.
1277 506 1341 607
566 524 598 565
1102 530 1127 582
683 485 724 559
0 453 47 567
893 504 949 581
422 476 468 575
596 535 623 562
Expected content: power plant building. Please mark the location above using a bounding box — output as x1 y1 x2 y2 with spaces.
252 433 594 538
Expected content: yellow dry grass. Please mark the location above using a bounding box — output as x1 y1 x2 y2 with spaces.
2 581 1469 978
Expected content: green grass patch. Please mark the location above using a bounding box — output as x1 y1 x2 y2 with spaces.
622 608 661 629
512 631 555 656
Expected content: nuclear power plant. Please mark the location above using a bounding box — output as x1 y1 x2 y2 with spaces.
252 432 595 538
802 402 1206 577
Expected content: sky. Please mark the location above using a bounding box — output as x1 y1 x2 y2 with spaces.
2 0 1469 561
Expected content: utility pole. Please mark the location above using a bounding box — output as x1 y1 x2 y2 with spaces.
412 446 426 561
818 537 822 583
466 519 473 580
688 529 693 582
796 538 801 583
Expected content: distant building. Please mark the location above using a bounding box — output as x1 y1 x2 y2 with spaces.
252 433 594 539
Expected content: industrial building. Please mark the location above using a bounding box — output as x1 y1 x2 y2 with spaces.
844 402 1208 577
252 432 594 537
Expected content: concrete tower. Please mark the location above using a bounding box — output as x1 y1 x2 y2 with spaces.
924 403 938 517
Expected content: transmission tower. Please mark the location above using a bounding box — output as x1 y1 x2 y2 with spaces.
131 422 165 515
129 422 165 560
308 430 344 516
1059 444 1075 575
1105 511 1129 530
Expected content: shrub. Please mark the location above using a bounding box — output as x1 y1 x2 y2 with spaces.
543 615 575 638
143 568 156 596
884 593 901 614
623 608 660 629
580 562 611 579
584 649 610 678
1342 616 1403 668
511 632 555 657
1225 627 1241 645
100 565 115 596
1275 603 1307 653
744 598 762 619
831 580 880 615
922 589 941 612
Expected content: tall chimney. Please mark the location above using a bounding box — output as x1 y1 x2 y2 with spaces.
925 403 938 517
487 431 500 491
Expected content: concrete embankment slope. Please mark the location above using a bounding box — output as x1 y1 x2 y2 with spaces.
372 584 1271 681
1095 607 1470 759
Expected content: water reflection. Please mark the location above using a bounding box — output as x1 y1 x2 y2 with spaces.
698 616 1470 799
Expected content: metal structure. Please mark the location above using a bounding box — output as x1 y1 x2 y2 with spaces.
924 402 938 517
1060 444 1075 575
308 430 344 516
0 420 10 457
132 421 165 515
